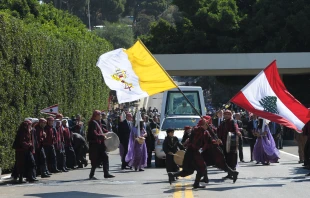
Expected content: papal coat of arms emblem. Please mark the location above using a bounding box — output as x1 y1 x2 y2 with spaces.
111 68 133 91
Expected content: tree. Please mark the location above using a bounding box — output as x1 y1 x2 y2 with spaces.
94 22 134 48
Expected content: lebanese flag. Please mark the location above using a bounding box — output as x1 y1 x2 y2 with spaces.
40 104 59 115
230 60 310 131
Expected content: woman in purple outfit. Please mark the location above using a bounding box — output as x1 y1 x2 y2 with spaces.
253 118 280 165
125 117 148 171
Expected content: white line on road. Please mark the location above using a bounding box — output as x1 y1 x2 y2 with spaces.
279 150 299 158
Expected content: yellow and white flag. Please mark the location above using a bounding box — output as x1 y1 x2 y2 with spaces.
96 40 177 103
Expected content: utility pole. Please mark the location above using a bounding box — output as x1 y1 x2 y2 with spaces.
87 0 91 30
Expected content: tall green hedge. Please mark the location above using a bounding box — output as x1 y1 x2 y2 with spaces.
0 3 112 171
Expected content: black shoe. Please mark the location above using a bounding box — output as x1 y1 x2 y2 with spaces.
232 171 239 183
223 174 233 180
104 174 115 178
62 169 68 172
303 166 310 170
139 169 144 171
78 164 83 168
193 184 205 189
52 169 61 173
41 173 50 178
84 162 88 167
200 177 209 183
168 173 174 185
240 160 245 163
46 171 52 176
27 178 39 182
306 173 310 177
299 160 304 164
89 173 95 179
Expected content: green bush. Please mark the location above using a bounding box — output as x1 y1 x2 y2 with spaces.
0 3 112 171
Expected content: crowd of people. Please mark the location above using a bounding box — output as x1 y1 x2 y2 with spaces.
12 114 88 183
10 104 310 185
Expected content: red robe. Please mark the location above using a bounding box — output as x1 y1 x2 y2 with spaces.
63 127 72 147
87 120 106 164
217 119 239 170
43 125 55 146
35 125 45 149
15 128 32 174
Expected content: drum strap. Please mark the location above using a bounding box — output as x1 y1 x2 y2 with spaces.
93 120 104 134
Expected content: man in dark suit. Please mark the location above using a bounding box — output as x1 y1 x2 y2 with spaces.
235 113 245 162
212 110 223 129
247 114 258 162
144 115 155 168
118 113 133 169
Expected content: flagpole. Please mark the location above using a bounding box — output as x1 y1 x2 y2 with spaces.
138 39 202 117
137 40 224 153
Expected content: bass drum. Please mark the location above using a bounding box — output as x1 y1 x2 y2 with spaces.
173 150 185 167
226 132 238 153
104 132 120 152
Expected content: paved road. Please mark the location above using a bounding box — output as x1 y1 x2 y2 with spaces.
1 145 309 198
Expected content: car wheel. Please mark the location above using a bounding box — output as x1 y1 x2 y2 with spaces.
155 155 165 168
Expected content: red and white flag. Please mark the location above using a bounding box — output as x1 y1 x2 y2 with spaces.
40 104 59 115
230 60 310 131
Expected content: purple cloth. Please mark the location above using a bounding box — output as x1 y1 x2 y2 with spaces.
125 127 147 169
253 125 280 163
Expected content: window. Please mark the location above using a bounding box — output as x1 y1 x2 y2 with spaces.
161 117 200 130
164 91 202 116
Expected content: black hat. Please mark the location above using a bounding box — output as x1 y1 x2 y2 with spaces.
166 128 174 134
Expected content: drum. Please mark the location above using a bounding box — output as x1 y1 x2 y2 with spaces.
226 132 239 153
173 150 185 166
104 132 120 152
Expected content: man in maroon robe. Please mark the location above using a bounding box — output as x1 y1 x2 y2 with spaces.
34 118 50 178
201 115 239 183
13 120 37 183
168 118 207 188
43 116 60 173
217 110 241 180
62 119 77 169
88 110 114 179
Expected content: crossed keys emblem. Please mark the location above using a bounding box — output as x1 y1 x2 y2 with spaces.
111 68 133 91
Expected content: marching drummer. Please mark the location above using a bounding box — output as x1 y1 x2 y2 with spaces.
87 110 115 179
163 128 184 181
217 110 241 180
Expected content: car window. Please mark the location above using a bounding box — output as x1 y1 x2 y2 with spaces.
161 118 199 130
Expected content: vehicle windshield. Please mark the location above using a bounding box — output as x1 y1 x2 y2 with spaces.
161 117 200 130
164 91 202 116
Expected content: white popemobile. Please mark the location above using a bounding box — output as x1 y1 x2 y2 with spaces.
153 86 206 167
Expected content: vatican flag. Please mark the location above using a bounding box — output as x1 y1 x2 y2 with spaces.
96 40 177 103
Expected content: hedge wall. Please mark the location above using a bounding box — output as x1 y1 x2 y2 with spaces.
0 3 112 171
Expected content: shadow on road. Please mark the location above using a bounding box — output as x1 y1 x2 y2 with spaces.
289 167 309 175
24 191 122 198
203 184 285 191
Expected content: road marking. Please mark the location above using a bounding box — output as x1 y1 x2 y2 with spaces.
173 183 183 198
184 183 194 198
279 150 299 158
